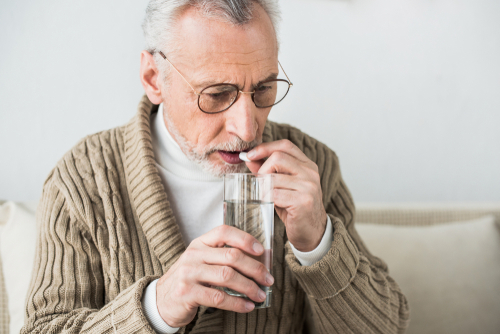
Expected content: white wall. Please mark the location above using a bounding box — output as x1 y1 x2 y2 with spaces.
1 0 499 202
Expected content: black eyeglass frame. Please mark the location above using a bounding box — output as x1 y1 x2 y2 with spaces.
156 51 293 114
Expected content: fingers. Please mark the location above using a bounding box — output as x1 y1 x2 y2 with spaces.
245 160 263 174
198 225 265 256
257 151 301 175
273 188 299 210
273 188 319 216
194 285 256 313
247 139 309 163
196 264 267 303
273 173 320 194
270 173 297 191
247 148 318 177
200 247 273 287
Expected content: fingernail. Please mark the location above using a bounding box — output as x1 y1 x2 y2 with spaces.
266 274 274 285
246 301 255 311
247 150 255 159
253 242 264 254
258 289 266 300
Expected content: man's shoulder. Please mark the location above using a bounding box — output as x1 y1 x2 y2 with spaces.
40 124 129 224
44 124 128 197
59 95 151 167
59 124 127 168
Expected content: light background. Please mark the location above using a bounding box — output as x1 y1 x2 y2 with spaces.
1 0 499 202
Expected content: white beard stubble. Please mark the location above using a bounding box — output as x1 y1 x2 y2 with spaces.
163 109 262 178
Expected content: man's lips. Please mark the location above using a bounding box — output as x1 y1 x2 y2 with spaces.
218 150 250 164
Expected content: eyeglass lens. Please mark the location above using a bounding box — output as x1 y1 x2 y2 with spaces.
199 80 290 113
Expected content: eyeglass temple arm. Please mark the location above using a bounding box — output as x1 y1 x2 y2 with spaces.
159 51 292 90
278 61 293 86
158 51 200 95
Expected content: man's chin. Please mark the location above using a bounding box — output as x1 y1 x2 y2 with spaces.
197 155 248 178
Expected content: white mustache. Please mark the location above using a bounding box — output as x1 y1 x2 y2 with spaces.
204 138 261 157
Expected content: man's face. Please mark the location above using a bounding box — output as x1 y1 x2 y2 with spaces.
160 5 278 176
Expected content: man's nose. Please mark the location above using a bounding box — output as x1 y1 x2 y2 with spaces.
225 92 258 143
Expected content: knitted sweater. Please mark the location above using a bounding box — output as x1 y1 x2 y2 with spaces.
22 95 410 334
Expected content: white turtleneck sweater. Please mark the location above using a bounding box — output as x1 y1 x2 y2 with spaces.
142 104 333 333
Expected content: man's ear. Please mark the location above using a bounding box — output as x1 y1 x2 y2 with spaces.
140 50 163 104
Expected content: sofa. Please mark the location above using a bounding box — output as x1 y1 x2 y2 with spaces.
1 200 499 334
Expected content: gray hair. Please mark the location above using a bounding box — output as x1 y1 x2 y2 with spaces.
142 0 281 82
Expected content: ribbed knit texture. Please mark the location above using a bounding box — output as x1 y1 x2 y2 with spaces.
21 95 410 334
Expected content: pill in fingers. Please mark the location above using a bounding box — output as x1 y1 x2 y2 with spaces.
239 152 251 162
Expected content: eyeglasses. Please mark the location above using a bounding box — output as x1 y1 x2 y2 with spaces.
157 51 293 114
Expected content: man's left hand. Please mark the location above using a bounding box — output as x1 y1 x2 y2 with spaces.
245 140 328 252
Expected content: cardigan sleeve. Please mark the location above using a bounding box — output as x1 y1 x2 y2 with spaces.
21 170 159 334
286 155 410 334
270 123 410 333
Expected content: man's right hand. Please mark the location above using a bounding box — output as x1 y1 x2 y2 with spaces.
155 225 275 328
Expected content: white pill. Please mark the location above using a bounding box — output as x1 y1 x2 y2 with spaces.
239 152 251 162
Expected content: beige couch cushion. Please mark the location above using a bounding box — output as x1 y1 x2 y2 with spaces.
357 215 500 334
0 200 9 334
0 201 37 334
356 203 500 226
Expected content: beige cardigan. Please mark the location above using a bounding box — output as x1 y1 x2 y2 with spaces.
22 95 410 333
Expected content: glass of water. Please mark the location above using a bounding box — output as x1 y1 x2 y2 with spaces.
223 173 274 309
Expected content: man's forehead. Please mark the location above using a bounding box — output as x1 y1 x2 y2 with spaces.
172 6 278 65
192 50 277 69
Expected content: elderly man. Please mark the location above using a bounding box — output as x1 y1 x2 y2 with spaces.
22 1 409 333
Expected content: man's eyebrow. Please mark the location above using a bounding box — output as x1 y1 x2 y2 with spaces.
254 73 279 88
194 73 279 91
194 79 220 90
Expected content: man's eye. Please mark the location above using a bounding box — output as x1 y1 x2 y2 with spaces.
204 91 234 102
208 92 225 98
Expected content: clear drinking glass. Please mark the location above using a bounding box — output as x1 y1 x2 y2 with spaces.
223 173 274 309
